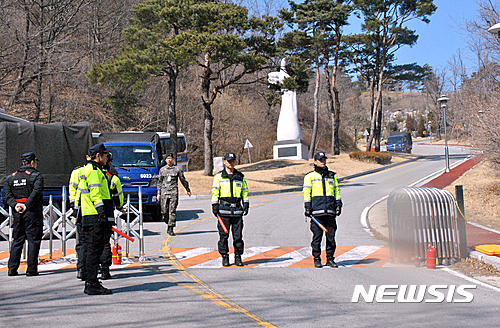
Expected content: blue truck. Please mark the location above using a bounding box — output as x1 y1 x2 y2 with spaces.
95 132 162 217
386 133 413 153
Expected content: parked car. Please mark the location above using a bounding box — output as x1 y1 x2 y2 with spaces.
386 133 412 153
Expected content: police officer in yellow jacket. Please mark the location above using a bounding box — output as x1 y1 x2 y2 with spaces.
68 154 90 280
303 152 342 268
212 152 249 267
99 152 125 280
78 143 113 295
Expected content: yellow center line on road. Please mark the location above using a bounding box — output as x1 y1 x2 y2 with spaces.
158 241 276 327
153 219 276 328
138 193 303 327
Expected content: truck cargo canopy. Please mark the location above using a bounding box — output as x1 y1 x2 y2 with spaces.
0 121 93 187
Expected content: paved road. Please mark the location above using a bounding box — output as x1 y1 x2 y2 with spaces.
1 142 499 327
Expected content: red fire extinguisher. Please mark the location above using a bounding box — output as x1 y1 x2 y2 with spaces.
112 243 122 265
426 244 436 269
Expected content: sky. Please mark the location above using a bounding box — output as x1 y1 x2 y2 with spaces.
334 0 482 73
392 0 480 71
266 0 483 72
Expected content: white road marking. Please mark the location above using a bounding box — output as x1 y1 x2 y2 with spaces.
175 247 217 261
254 246 312 268
191 246 277 268
336 246 382 267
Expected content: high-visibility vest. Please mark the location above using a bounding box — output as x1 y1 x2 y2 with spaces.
303 170 341 216
212 168 249 216
78 161 112 220
105 171 124 208
69 165 85 207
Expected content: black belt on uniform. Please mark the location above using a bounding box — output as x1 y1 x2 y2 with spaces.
220 200 240 208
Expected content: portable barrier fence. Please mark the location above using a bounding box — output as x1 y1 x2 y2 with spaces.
0 207 12 248
0 186 145 262
387 187 467 266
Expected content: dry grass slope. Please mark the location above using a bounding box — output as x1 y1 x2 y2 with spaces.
444 160 500 231
181 152 413 196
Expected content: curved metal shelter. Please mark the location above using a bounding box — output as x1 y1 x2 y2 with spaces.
387 187 467 265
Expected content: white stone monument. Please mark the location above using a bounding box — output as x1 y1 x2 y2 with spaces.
268 59 308 160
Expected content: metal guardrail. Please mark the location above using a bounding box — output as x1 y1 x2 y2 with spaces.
1 186 145 261
388 187 467 266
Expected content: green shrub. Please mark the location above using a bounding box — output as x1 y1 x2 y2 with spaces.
349 151 392 165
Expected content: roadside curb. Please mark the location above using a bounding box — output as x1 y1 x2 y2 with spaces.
468 249 500 269
180 155 423 200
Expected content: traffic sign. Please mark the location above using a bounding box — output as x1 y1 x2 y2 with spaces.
244 139 253 149
363 130 369 136
454 125 460 130
244 139 253 163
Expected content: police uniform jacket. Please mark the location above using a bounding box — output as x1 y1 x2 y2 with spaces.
105 170 124 209
69 164 85 208
4 165 44 213
212 168 249 217
158 165 190 195
77 161 113 226
303 167 341 217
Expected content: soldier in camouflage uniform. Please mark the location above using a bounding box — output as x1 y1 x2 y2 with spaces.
157 153 191 236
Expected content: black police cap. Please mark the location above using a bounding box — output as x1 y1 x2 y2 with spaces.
314 152 327 160
21 152 38 162
88 143 108 157
223 152 236 161
166 152 174 158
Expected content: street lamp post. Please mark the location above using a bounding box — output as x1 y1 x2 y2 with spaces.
437 95 451 172
427 121 432 145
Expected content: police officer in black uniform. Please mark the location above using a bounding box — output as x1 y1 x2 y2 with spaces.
4 152 44 276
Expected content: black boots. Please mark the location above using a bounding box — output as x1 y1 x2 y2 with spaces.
313 257 338 268
84 281 112 295
221 255 243 267
8 269 41 276
221 255 230 267
326 258 338 268
167 226 175 236
235 255 243 267
101 268 112 280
